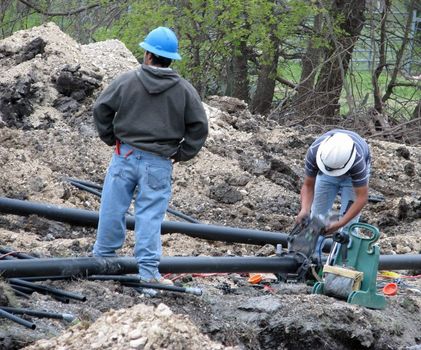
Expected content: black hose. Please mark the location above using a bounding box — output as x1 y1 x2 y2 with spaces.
20 276 74 282
52 295 70 304
9 284 34 294
68 178 201 223
66 178 103 190
0 256 300 277
0 247 36 259
1 253 420 279
68 181 102 197
0 306 75 322
87 275 139 283
122 282 202 295
0 308 36 329
166 207 200 224
87 275 202 295
11 287 30 299
8 278 86 302
0 197 290 246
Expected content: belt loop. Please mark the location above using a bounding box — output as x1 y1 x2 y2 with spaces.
115 140 121 155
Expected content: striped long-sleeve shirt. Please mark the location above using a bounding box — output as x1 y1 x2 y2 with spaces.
304 129 371 187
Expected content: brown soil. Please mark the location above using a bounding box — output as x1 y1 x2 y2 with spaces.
0 23 420 350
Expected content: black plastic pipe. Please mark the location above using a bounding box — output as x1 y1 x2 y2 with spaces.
8 278 86 302
69 181 102 197
66 178 103 190
0 197 292 246
0 308 36 329
122 282 202 295
166 207 201 224
21 276 74 282
11 288 30 299
87 275 202 295
0 247 36 259
68 179 201 224
0 256 300 277
9 284 34 293
1 254 420 279
0 307 75 322
377 254 421 270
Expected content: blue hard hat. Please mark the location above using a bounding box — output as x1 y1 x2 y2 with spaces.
139 27 182 60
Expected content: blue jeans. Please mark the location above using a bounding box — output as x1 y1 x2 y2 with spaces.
312 173 360 258
311 173 360 230
93 143 172 281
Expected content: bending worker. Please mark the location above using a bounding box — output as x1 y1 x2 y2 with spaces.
92 27 208 285
296 129 371 234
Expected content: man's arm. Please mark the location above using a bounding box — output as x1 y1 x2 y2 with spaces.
93 77 123 146
172 87 208 162
296 175 316 223
326 184 368 234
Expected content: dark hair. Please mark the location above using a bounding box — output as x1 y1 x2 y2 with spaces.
146 51 172 67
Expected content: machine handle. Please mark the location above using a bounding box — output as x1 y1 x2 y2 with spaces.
348 222 381 255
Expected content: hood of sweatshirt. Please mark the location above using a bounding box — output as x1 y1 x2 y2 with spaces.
136 64 180 94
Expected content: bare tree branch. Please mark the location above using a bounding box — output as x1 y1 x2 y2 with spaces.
17 0 101 17
276 76 297 89
382 0 416 103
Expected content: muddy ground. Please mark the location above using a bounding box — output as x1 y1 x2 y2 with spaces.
0 23 420 350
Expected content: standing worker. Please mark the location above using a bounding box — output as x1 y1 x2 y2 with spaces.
296 129 371 234
92 27 208 285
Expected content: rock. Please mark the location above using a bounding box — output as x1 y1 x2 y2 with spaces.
238 295 282 313
404 163 416 177
129 337 147 349
209 183 243 204
396 146 410 159
154 303 173 318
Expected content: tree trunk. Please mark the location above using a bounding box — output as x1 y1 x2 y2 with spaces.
295 13 323 101
250 37 280 115
225 41 250 103
372 0 390 114
312 0 366 120
413 100 421 119
382 0 416 103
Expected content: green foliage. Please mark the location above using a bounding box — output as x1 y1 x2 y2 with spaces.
0 1 43 37
93 0 317 95
0 0 418 121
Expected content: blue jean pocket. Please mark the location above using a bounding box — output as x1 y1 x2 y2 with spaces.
147 165 171 190
109 155 129 179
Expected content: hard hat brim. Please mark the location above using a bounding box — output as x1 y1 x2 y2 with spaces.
139 42 182 60
316 136 357 177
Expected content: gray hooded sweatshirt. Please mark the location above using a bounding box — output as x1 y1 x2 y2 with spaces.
93 64 208 162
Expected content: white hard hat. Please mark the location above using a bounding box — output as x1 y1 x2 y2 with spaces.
316 133 356 176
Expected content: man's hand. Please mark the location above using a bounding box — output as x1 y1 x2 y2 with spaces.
324 185 368 235
296 209 310 224
297 176 316 224
324 221 341 235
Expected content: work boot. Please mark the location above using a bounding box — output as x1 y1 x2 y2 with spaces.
140 277 174 286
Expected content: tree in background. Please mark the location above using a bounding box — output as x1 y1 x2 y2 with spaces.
0 0 420 143
286 0 366 123
94 0 313 115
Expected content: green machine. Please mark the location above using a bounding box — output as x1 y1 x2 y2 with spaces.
313 223 387 310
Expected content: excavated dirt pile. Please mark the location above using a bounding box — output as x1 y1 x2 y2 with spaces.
0 23 420 350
